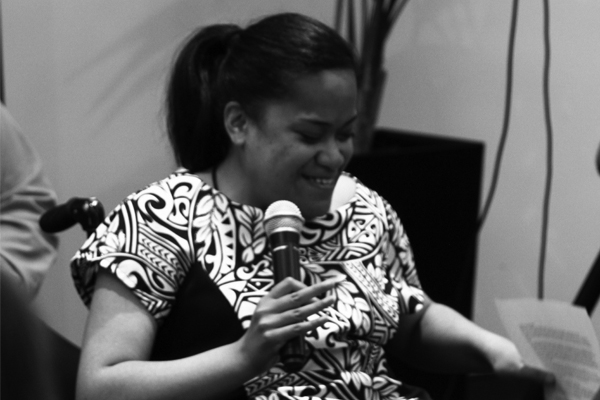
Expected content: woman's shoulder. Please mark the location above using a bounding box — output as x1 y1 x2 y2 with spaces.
126 169 209 203
104 169 218 228
147 168 205 190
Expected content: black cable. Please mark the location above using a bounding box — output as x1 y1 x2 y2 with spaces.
538 0 553 299
0 1 5 104
477 0 519 231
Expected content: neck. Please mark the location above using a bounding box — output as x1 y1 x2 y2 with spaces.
214 154 253 206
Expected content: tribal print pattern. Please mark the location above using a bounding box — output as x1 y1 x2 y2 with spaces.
72 170 427 399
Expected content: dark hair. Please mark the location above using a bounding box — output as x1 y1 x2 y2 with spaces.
166 13 357 172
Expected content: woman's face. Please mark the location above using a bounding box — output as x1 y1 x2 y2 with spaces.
240 69 357 219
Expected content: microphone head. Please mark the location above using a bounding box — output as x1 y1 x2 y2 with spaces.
264 200 304 235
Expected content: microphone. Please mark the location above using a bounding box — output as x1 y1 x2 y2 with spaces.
264 200 306 372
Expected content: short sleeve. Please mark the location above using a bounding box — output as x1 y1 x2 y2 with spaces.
71 174 202 320
382 199 426 314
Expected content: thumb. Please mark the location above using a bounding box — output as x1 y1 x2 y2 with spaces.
519 365 556 386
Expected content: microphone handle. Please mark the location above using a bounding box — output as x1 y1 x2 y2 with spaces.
271 231 306 372
39 197 105 235
39 200 78 233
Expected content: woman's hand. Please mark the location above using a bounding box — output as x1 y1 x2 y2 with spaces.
484 333 523 373
235 275 343 374
394 301 556 388
485 333 556 386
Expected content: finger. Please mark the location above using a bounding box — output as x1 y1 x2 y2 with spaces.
269 274 346 299
280 295 335 326
296 275 346 300
519 365 556 386
268 277 308 299
275 275 345 311
269 315 330 343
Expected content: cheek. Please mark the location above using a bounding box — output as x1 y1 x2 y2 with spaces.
341 141 354 164
272 144 312 170
254 146 297 183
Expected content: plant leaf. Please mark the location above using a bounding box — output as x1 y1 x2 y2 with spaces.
332 0 412 153
334 0 344 32
360 0 369 53
389 0 411 32
347 0 356 47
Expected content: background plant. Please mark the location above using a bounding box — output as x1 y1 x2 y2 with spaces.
334 0 411 153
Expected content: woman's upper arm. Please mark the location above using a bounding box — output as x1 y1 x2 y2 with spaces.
389 295 431 355
77 269 157 392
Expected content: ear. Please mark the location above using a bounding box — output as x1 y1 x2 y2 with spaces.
223 101 250 145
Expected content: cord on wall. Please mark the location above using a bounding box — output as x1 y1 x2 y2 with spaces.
539 0 554 300
477 0 519 232
0 0 5 104
477 0 554 300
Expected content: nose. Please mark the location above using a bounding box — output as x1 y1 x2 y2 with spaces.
316 137 348 170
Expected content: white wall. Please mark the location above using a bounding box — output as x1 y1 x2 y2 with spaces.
378 0 600 336
3 0 600 346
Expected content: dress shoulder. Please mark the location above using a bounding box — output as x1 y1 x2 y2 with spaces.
71 171 213 320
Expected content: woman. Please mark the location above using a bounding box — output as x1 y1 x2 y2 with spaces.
72 12 550 400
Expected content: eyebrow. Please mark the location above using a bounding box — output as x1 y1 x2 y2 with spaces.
296 114 358 128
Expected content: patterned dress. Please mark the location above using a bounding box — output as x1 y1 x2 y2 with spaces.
71 170 428 400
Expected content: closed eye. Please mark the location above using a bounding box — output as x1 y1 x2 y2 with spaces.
337 130 355 142
296 131 323 144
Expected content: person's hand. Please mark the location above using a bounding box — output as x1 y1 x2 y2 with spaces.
487 334 556 387
235 275 342 375
516 365 556 386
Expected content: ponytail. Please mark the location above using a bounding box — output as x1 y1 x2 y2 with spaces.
166 24 241 172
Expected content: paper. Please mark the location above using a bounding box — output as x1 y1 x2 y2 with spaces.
496 298 600 400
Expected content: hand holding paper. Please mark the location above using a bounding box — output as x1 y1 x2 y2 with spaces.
517 365 557 386
496 298 600 400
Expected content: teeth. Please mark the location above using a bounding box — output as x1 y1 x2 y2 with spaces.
310 177 334 186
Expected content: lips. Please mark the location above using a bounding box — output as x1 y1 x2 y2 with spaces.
304 175 336 188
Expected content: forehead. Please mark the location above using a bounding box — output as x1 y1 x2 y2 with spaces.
289 69 357 107
260 69 358 125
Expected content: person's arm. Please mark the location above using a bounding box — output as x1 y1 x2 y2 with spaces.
381 200 552 384
77 270 339 400
0 105 59 298
390 298 554 384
